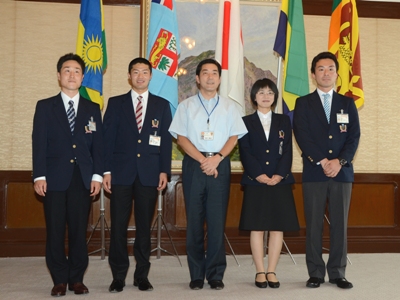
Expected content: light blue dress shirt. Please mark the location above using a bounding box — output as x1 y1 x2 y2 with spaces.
169 93 247 152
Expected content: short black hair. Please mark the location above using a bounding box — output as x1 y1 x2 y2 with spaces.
250 78 279 110
57 53 85 73
311 51 339 74
195 58 222 77
128 57 152 74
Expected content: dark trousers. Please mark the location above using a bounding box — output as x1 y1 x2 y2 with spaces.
43 165 91 285
303 180 352 280
108 177 157 281
182 155 231 282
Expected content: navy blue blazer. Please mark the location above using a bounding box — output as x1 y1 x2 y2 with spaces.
103 91 172 187
32 93 104 191
293 90 360 183
239 111 294 186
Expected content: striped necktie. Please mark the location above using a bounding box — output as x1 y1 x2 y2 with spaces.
323 93 330 123
136 96 143 133
67 100 75 133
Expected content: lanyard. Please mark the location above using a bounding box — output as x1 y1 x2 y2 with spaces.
198 93 219 129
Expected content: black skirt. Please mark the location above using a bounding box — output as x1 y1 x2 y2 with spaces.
239 184 300 232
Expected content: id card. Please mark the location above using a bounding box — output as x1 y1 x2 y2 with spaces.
336 113 349 124
201 131 214 141
88 119 96 131
149 135 161 146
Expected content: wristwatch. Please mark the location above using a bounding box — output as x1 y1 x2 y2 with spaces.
338 158 347 166
217 152 224 160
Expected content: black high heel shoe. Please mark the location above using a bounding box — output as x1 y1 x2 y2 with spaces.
266 272 280 288
255 272 268 288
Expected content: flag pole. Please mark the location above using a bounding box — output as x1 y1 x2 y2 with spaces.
274 56 283 114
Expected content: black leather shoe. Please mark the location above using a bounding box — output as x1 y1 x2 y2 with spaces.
266 272 280 288
209 280 224 290
255 272 267 288
134 278 153 291
109 279 125 293
189 280 204 290
329 278 353 289
306 277 325 288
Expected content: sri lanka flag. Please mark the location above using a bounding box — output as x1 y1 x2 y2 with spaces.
329 0 364 108
273 0 309 123
76 0 108 110
147 0 180 116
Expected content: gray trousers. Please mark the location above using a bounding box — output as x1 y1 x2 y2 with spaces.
303 180 352 280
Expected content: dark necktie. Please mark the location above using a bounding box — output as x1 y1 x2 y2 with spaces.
67 100 75 133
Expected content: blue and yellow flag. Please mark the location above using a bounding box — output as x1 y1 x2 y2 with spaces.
273 0 309 123
147 0 180 116
76 0 107 110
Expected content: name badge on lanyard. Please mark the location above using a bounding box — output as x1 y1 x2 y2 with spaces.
337 109 349 123
149 131 161 146
88 117 96 131
201 131 214 140
198 94 219 141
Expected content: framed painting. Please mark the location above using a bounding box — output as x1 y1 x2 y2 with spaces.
141 0 282 171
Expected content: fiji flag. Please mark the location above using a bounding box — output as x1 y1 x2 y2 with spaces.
147 0 180 116
76 0 108 110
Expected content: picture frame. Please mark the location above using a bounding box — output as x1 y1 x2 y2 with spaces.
140 0 282 172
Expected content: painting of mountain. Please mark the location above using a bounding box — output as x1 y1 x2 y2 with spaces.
178 50 277 115
172 0 281 162
172 50 278 162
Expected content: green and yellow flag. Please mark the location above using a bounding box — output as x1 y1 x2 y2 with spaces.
273 0 309 123
329 0 364 108
76 0 108 109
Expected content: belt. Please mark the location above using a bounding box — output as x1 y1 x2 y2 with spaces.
201 152 219 157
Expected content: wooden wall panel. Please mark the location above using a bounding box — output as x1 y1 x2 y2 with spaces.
1 171 400 256
226 183 244 227
174 181 186 228
7 182 45 228
293 184 306 227
349 183 395 226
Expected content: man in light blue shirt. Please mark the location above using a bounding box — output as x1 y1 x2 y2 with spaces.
169 59 247 290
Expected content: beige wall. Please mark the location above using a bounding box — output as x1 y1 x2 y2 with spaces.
300 15 400 173
0 0 140 170
1 1 399 173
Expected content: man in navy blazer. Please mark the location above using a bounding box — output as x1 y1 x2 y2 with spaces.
293 52 360 289
103 57 172 293
32 53 104 296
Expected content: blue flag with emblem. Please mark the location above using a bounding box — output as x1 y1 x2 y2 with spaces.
76 0 107 110
147 0 180 116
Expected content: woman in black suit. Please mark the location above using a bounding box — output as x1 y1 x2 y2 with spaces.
239 78 299 289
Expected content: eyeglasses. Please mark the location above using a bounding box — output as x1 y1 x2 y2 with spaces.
257 90 275 96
